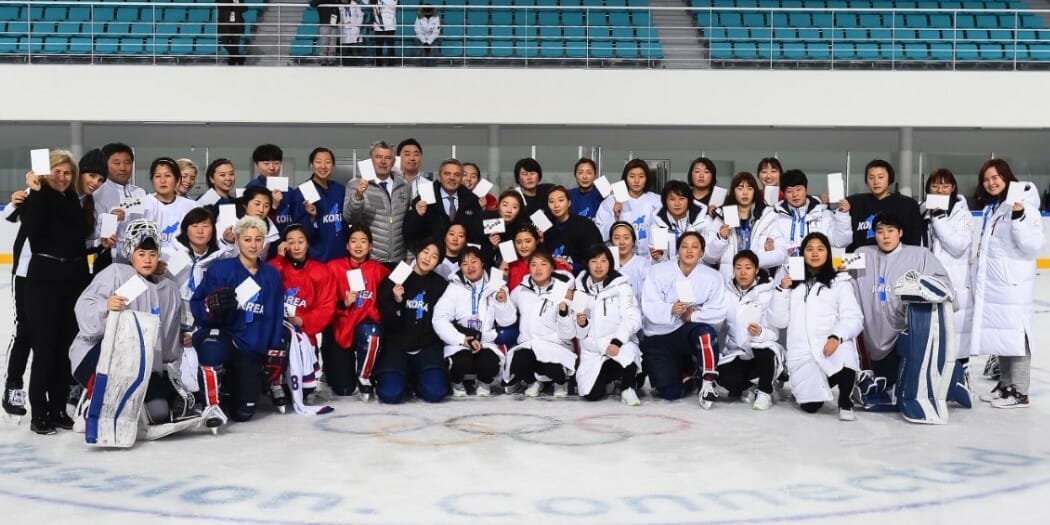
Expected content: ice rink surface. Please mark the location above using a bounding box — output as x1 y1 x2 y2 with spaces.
1 270 1048 525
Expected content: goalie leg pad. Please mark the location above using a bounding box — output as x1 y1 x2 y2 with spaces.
86 311 158 448
895 303 956 424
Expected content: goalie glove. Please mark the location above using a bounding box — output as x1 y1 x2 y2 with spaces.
263 348 288 386
893 270 953 304
204 287 238 321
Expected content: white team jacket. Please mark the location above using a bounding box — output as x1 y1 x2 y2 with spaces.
772 197 852 253
922 194 974 355
414 15 440 45
719 275 783 365
704 205 788 279
495 274 577 380
595 191 662 255
573 272 642 395
432 271 505 364
641 259 728 337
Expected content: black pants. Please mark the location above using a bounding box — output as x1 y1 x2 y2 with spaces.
583 360 638 401
25 278 82 419
871 352 901 388
373 30 395 65
800 368 857 413
448 349 501 384
341 43 361 66
717 348 776 397
5 276 31 389
509 348 566 384
219 31 245 65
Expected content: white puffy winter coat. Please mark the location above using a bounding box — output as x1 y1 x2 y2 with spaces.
768 276 864 404
573 272 642 395
969 182 1044 357
704 205 788 279
921 194 974 356
495 274 577 380
432 272 505 364
719 275 783 366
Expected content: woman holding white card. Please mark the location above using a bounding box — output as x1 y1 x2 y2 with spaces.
296 147 348 263
482 190 526 265
609 221 649 304
640 232 727 408
716 250 783 410
433 246 506 397
435 224 468 279
191 216 285 425
496 251 577 398
650 181 709 262
920 169 974 375
757 157 783 202
220 186 280 260
462 162 497 211
970 159 1044 408
20 150 92 434
704 172 787 279
505 224 572 292
199 158 238 208
686 157 718 214
324 225 391 399
375 240 450 404
541 185 603 273
595 159 661 256
574 245 642 405
768 232 863 421
144 157 198 253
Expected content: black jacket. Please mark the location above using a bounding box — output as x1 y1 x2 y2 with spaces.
540 214 603 273
20 184 90 283
403 181 483 248
844 192 922 252
378 270 449 351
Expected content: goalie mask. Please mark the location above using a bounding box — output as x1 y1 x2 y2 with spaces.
121 219 162 260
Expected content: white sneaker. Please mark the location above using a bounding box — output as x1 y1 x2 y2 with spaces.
741 387 757 405
699 380 718 410
991 385 1030 409
475 382 491 398
753 391 772 411
451 382 467 398
979 383 1005 403
839 408 856 421
553 383 568 398
524 382 542 398
620 387 641 406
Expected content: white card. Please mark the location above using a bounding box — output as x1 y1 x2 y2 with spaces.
114 275 149 303
593 176 613 198
298 180 322 204
1005 181 1026 206
488 267 506 290
393 156 402 174
120 197 145 215
828 173 845 203
709 186 728 208
842 252 867 270
163 249 191 277
788 256 805 281
925 194 950 211
571 291 591 314
483 218 505 234
650 226 670 251
235 277 261 307
675 280 696 305
417 181 437 205
388 261 413 285
722 205 741 228
530 210 553 233
472 178 494 198
738 303 763 333
347 269 366 292
611 180 630 203
764 186 780 206
99 213 119 238
284 302 297 317
498 240 518 263
550 280 570 303
30 148 50 176
266 176 289 192
197 188 221 206
357 159 377 181
217 204 237 233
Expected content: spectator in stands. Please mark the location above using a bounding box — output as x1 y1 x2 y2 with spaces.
372 0 398 66
841 159 922 252
462 162 496 210
312 0 342 66
176 158 198 198
94 142 146 270
217 0 247 65
687 157 718 215
569 157 603 220
404 158 483 248
338 0 365 66
413 4 441 62
514 157 554 217
396 138 425 199
344 141 411 266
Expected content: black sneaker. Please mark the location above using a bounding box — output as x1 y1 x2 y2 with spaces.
50 411 75 430
3 387 27 416
31 417 57 435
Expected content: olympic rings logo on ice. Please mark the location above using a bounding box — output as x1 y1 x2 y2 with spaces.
314 412 693 447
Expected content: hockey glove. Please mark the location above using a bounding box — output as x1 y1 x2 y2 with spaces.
204 287 238 320
263 348 288 386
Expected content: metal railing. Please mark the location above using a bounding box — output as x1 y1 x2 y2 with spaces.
0 1 1048 69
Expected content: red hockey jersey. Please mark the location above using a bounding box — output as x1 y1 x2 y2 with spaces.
268 256 337 346
326 257 391 349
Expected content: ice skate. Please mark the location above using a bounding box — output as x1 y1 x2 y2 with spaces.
699 380 718 410
202 405 228 435
357 380 374 402
270 385 288 414
3 386 26 424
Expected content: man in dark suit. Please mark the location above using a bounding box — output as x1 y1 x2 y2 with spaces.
403 159 483 249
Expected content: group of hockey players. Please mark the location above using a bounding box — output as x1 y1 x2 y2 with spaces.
2 139 1043 445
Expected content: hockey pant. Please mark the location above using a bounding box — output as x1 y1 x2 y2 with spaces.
194 329 263 422
322 322 381 396
641 322 720 401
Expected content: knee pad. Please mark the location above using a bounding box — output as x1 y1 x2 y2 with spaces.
230 401 256 422
375 371 406 404
417 368 448 403
193 330 232 367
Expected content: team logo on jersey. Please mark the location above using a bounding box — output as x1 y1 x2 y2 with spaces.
406 292 428 319
284 287 308 310
161 222 179 243
859 213 876 238
244 291 264 321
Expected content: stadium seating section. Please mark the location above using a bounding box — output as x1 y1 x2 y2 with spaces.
289 0 663 63
0 0 1047 65
694 0 1050 65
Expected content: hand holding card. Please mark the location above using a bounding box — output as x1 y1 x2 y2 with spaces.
347 269 366 292
388 261 414 285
